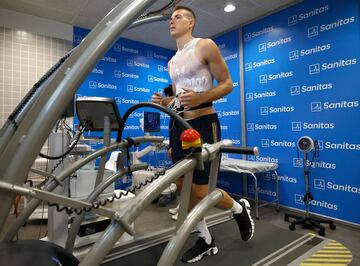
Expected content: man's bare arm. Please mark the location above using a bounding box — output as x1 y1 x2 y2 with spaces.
199 38 233 102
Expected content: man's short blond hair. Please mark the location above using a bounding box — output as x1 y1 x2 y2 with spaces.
173 6 196 31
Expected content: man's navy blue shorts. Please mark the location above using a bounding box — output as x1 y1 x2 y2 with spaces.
169 113 221 185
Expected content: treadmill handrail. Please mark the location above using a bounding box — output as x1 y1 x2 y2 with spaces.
0 0 157 233
79 139 232 266
65 163 148 252
3 136 163 241
158 190 223 266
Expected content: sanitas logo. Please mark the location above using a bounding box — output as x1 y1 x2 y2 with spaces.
309 200 338 211
278 175 297 183
327 182 360 194
258 188 277 197
251 58 276 69
122 98 140 104
224 53 238 61
299 5 329 21
303 122 335 129
322 58 357 71
300 44 331 57
92 68 104 74
252 26 274 38
122 72 139 79
307 160 336 170
324 141 360 150
124 125 140 130
267 37 292 48
269 106 295 113
254 91 276 99
268 71 293 81
101 56 117 63
153 53 168 60
320 16 355 32
148 75 168 83
122 46 139 54
247 91 276 101
302 83 332 93
323 100 359 110
254 124 277 130
270 140 296 147
254 156 278 163
221 110 240 117
133 86 150 93
220 125 228 130
214 98 227 103
133 61 150 68
97 83 117 90
220 110 240 117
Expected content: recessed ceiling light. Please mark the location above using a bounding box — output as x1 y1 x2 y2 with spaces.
224 4 236 13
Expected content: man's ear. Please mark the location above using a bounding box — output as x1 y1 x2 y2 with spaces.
189 19 195 31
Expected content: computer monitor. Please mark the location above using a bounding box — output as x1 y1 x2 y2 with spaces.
76 97 121 131
143 111 160 133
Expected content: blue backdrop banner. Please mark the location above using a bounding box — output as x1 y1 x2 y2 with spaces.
243 0 360 224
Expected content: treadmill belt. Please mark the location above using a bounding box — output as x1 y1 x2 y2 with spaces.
103 219 302 266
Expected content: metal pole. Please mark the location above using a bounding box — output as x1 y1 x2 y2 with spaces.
176 171 194 229
0 181 116 218
208 154 221 194
158 190 223 266
0 0 157 232
65 163 147 252
95 116 111 186
80 140 233 266
80 158 197 266
3 137 162 241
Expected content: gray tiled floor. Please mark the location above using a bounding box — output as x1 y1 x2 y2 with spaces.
1 200 359 265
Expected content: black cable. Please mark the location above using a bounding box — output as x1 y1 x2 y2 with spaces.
7 51 73 127
38 126 85 160
117 102 192 142
47 169 166 215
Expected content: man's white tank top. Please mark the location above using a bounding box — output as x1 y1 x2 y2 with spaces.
169 38 213 95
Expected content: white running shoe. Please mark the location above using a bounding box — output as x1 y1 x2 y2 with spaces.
171 213 178 221
169 204 179 215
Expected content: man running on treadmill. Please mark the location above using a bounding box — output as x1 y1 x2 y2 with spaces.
152 6 254 263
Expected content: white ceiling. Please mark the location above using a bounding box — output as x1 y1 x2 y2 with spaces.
0 0 299 50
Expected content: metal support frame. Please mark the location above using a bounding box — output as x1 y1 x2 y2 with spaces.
65 163 148 252
3 136 163 241
158 190 223 266
237 169 280 219
95 116 111 187
0 0 158 232
79 140 233 266
0 0 263 264
0 181 116 218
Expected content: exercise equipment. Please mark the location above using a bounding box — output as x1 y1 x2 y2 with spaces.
0 1 260 265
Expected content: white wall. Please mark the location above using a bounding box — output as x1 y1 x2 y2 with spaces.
0 8 72 41
0 8 73 127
